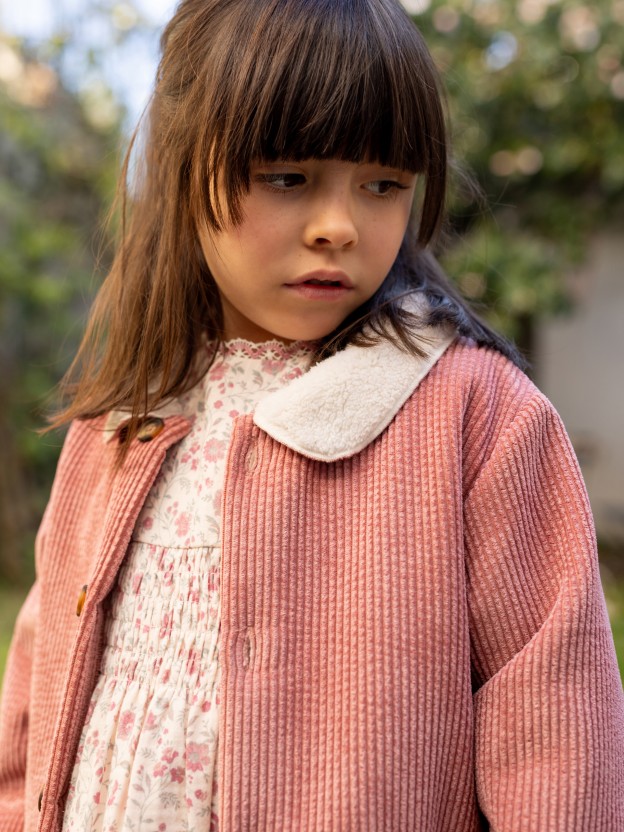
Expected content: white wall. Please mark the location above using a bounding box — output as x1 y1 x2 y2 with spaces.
535 232 624 541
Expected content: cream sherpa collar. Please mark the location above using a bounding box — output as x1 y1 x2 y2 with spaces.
104 322 455 462
253 324 455 461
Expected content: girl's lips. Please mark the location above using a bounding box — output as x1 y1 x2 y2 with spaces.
284 283 353 300
286 270 353 288
284 269 354 299
284 269 354 300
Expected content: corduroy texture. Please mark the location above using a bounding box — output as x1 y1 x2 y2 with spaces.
1 339 623 832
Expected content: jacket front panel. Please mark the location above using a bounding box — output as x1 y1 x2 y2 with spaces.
218 413 478 830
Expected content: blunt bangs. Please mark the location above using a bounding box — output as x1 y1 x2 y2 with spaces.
189 0 448 243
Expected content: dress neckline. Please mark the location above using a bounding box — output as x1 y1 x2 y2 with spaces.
213 337 316 361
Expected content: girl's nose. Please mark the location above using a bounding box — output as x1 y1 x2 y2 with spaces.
303 196 359 250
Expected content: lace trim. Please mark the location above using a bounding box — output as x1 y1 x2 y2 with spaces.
210 337 316 361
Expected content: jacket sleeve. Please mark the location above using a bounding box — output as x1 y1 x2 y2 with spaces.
464 391 624 831
0 580 39 832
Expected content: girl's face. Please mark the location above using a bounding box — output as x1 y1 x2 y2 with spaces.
198 159 417 343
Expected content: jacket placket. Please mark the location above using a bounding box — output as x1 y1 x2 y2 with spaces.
38 416 192 832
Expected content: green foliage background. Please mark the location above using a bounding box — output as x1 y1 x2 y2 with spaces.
417 0 624 344
0 42 120 582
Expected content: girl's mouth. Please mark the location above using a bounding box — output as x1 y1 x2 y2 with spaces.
303 278 344 287
285 282 353 300
285 270 353 289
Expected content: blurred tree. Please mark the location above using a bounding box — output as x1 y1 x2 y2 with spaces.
407 0 624 357
0 36 121 581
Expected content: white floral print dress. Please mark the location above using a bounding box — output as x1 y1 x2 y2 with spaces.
62 339 313 832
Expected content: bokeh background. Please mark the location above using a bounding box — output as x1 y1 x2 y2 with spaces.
1 0 623 684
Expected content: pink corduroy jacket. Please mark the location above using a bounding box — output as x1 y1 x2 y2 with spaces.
1 331 623 832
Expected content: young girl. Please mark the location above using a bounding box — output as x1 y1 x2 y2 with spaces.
1 0 623 830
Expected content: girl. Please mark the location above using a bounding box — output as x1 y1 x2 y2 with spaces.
1 0 623 830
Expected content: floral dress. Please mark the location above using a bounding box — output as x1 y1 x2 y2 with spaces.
62 339 313 832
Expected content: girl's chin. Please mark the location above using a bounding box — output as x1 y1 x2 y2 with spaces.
223 317 345 345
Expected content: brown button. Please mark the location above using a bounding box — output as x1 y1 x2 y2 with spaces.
136 417 165 442
38 787 43 812
245 442 258 473
76 584 88 617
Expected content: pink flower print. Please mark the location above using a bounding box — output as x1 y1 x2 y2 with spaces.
160 612 173 639
162 748 179 764
171 767 185 783
181 442 200 464
93 792 101 805
175 512 190 537
229 409 240 418
159 825 167 832
153 762 167 778
118 710 135 740
210 810 219 832
208 363 227 381
203 438 225 462
214 399 223 408
185 741 210 772
107 779 120 806
285 367 305 382
207 564 218 592
186 648 199 674
262 357 286 375
195 789 208 800
142 516 154 531
145 712 157 731
201 700 212 713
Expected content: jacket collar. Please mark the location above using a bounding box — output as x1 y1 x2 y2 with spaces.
253 322 455 461
104 319 455 462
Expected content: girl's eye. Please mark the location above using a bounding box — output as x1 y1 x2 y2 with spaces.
365 180 409 197
256 173 306 190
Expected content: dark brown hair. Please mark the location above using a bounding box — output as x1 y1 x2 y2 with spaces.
51 0 523 439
